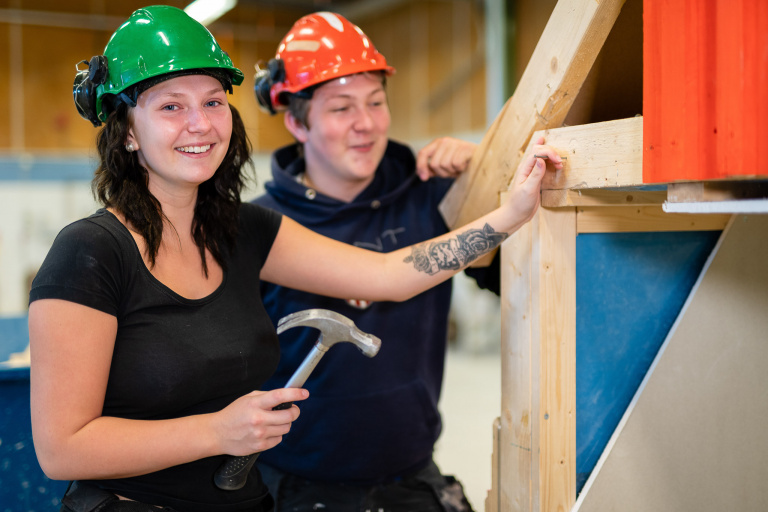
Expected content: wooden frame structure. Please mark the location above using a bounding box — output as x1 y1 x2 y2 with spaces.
437 0 753 510
486 122 730 512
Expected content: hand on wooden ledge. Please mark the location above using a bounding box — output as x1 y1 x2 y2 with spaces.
505 136 564 225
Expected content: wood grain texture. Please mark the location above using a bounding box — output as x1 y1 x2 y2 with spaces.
539 117 643 191
542 189 665 208
500 218 537 512
538 208 577 512
500 207 577 512
667 181 768 203
485 417 501 512
576 206 731 233
439 0 627 229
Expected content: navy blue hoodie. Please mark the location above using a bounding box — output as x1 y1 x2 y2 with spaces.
253 140 490 484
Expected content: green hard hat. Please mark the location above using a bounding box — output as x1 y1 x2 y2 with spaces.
93 5 244 123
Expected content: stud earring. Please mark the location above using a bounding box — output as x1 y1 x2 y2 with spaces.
125 142 136 153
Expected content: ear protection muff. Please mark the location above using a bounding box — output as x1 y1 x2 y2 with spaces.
73 55 109 127
253 58 285 115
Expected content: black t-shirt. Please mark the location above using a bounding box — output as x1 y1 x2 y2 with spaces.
29 204 283 512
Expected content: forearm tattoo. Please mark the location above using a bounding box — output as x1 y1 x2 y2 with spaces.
403 223 508 275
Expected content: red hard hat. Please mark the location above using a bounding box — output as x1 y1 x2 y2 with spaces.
269 12 395 109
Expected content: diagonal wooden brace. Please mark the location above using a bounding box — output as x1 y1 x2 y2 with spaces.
438 0 627 232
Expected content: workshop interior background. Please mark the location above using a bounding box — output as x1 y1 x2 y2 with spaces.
0 0 641 321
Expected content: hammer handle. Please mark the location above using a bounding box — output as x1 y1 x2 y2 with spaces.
213 401 293 490
214 345 326 490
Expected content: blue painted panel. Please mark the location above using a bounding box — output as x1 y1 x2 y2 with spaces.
575 231 721 492
0 316 29 359
0 372 69 511
1 318 69 510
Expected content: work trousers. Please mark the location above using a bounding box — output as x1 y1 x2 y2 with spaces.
58 481 178 512
258 459 474 512
58 480 274 512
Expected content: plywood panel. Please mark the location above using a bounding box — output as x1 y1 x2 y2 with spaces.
22 24 100 150
574 215 768 511
1 23 11 148
426 1 456 136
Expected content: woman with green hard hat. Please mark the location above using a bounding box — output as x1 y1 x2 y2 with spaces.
28 5 561 512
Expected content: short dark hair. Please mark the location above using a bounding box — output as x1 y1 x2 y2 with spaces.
286 71 388 129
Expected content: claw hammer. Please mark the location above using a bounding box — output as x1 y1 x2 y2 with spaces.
214 308 381 490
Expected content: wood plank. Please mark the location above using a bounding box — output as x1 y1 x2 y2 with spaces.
501 206 577 512
667 181 768 203
500 217 537 512
439 0 627 229
473 116 643 265
539 117 643 191
407 2 430 140
576 206 731 233
485 417 501 512
542 189 665 208
538 208 577 512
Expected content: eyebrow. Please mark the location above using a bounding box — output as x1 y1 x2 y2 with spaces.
328 88 386 100
161 87 225 99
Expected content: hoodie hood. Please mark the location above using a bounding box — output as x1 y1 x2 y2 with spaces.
261 140 440 226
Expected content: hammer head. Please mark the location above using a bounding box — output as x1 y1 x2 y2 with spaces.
277 309 381 357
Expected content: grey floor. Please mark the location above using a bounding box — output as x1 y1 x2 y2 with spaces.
434 347 501 511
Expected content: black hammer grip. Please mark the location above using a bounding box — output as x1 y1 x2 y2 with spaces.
213 453 259 491
213 402 293 491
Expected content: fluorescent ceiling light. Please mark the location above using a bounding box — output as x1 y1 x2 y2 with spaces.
184 0 237 26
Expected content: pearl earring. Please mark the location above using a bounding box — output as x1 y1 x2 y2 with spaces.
125 142 136 153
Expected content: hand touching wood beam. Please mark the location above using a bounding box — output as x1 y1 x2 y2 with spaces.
439 0 627 229
538 116 643 193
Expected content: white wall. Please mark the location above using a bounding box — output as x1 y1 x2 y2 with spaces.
0 182 98 314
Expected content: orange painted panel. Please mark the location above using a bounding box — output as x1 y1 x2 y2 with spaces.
644 0 768 182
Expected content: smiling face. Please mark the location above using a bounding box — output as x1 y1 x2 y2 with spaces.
126 74 232 201
285 72 391 202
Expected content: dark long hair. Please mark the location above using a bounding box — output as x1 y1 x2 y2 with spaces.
92 102 251 276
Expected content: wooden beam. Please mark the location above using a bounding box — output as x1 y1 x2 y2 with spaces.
439 0 627 229
667 181 768 203
540 117 643 191
543 189 665 208
576 206 731 233
500 207 577 512
474 115 643 265
665 175 768 216
485 417 501 512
